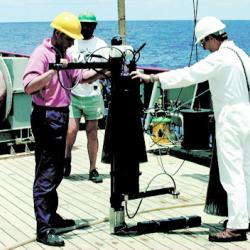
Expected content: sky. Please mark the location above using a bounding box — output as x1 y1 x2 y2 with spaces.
0 0 249 22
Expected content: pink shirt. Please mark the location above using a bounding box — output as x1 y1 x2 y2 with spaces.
23 38 81 107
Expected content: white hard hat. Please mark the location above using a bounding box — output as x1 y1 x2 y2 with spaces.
195 16 226 44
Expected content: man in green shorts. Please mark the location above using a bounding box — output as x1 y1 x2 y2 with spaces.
64 11 107 183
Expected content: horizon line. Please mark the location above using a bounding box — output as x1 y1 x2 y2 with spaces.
0 19 250 23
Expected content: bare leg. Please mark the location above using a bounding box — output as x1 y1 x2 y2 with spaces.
85 120 99 171
65 118 80 159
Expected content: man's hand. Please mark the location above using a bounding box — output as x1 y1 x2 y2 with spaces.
100 69 111 79
60 58 69 68
130 71 151 83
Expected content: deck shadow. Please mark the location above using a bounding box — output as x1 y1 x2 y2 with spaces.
182 173 209 183
56 218 108 237
164 229 208 236
113 227 209 237
65 173 110 181
201 222 225 232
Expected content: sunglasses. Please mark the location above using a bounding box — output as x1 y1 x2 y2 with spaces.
200 36 210 48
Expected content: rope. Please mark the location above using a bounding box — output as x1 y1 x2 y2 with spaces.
4 201 206 249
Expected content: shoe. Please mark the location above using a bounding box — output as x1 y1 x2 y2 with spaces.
89 169 103 183
223 219 250 231
209 229 247 242
37 230 65 247
63 158 71 177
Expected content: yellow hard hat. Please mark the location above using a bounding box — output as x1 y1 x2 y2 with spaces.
50 12 83 40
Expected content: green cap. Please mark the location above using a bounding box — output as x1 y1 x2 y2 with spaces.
78 11 97 23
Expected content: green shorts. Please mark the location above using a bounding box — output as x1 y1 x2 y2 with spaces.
69 94 104 120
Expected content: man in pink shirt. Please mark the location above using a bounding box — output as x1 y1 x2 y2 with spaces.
23 12 105 247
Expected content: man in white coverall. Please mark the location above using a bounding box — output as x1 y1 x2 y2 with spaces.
132 16 250 242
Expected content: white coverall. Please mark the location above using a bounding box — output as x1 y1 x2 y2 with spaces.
158 40 250 229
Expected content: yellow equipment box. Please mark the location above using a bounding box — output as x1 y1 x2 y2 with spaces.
151 117 171 144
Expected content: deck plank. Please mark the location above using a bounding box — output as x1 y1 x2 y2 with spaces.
0 131 250 249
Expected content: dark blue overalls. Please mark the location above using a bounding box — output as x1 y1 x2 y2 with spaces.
31 104 69 237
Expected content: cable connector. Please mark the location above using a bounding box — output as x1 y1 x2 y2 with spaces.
172 190 180 199
124 194 129 202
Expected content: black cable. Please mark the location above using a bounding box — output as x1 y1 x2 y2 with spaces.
57 70 74 91
125 172 176 219
188 0 199 66
55 45 112 90
173 88 210 112
172 0 199 108
125 139 186 219
84 46 110 62
126 110 186 219
158 150 185 177
77 46 112 84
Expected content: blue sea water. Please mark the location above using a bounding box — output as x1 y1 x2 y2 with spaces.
0 20 250 69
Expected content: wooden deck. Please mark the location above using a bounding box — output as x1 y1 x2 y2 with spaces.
0 130 249 250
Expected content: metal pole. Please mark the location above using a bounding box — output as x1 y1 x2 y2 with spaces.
117 0 126 44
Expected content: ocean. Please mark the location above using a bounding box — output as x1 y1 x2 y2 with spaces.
0 20 250 69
